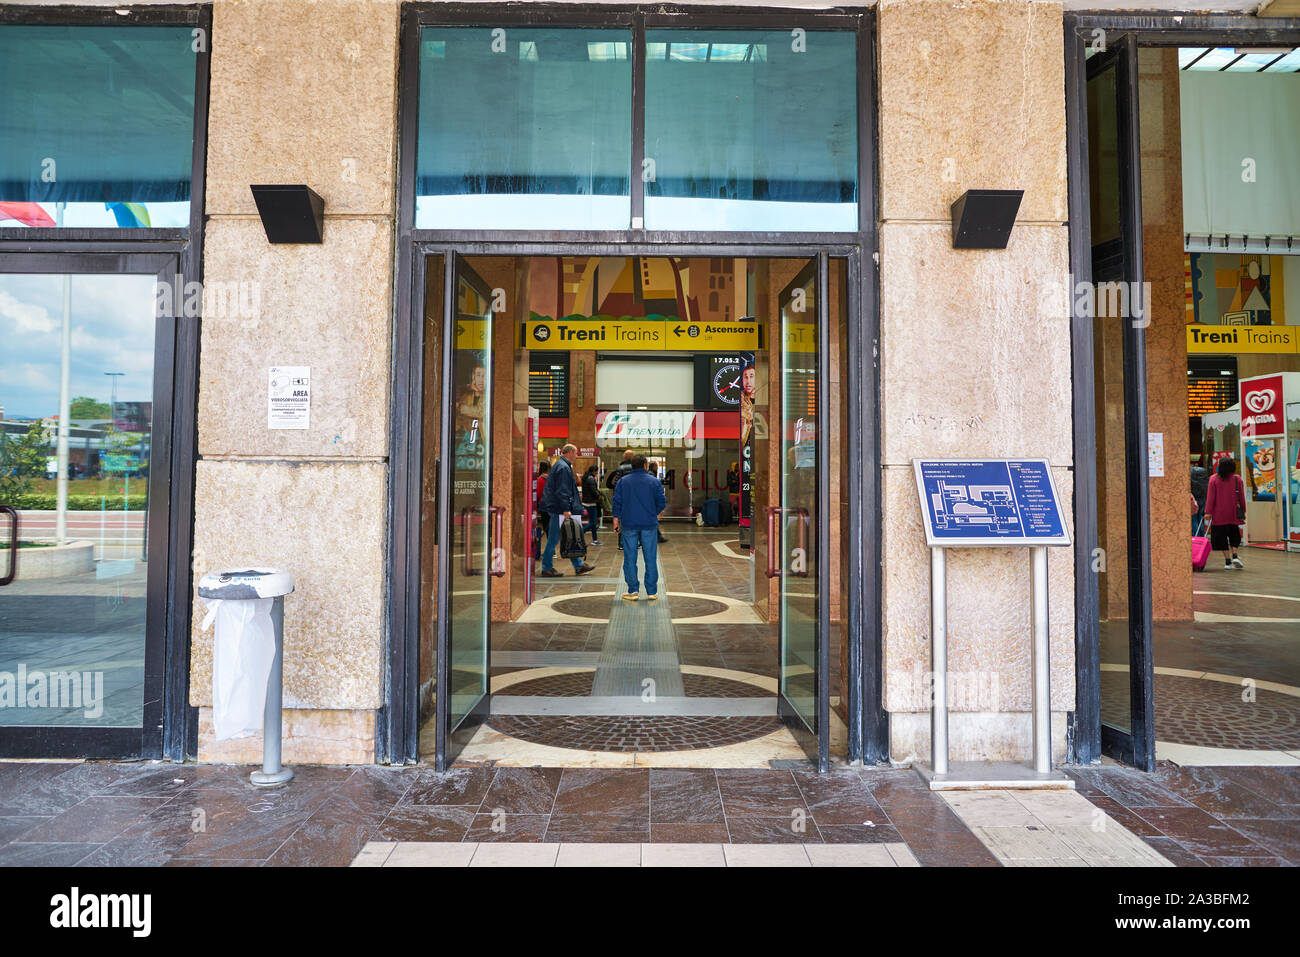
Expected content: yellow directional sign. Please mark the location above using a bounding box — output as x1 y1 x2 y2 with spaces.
521 318 759 352
783 321 818 353
1187 324 1299 355
455 319 490 350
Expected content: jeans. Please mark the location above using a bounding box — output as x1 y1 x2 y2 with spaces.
542 511 583 572
584 504 601 541
620 526 659 595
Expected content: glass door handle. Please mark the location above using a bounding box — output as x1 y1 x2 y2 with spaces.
0 505 17 587
765 505 782 579
765 506 810 579
460 506 476 577
460 506 505 578
489 506 506 577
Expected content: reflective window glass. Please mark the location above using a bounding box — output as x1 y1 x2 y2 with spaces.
416 27 633 230
0 273 158 729
643 29 858 231
0 26 197 229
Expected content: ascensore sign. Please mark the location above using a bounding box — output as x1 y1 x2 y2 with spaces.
521 318 759 352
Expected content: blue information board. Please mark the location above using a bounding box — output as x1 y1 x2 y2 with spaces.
913 459 1071 547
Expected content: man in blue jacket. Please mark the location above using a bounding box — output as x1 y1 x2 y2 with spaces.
539 443 595 578
611 454 667 600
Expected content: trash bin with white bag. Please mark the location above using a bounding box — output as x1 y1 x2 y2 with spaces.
198 567 295 787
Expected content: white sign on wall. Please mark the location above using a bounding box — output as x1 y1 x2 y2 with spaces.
268 366 311 430
1147 432 1165 477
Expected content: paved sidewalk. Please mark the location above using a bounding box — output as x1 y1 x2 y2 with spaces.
0 759 1295 866
353 841 919 867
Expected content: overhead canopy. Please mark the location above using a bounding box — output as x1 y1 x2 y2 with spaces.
1202 403 1240 432
1181 70 1300 242
0 25 196 204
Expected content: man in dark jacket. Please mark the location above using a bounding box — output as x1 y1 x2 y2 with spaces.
539 444 595 577
606 449 634 549
606 449 634 489
611 454 667 600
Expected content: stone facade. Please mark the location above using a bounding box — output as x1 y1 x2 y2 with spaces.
877 0 1074 763
189 0 402 762
183 0 1077 766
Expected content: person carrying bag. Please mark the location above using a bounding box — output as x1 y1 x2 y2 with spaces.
1204 456 1247 571
560 514 588 561
538 443 596 578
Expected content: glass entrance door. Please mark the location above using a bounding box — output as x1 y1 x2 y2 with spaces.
774 259 830 770
434 255 496 767
1086 37 1156 770
0 259 175 758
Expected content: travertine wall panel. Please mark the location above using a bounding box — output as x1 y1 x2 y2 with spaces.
879 222 1073 466
878 0 1067 224
877 0 1075 762
204 0 400 216
891 711 1069 763
189 460 386 712
190 0 402 763
197 218 393 458
197 708 375 765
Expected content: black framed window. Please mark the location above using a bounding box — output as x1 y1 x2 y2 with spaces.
0 24 198 230
1065 13 1300 769
409 11 861 236
390 4 885 769
0 5 209 761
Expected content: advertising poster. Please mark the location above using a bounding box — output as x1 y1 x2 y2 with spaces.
453 354 488 481
1243 439 1277 502
739 352 756 545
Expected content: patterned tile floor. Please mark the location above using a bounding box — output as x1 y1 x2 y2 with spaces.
1101 547 1300 758
484 715 785 752
1100 671 1300 750
1 760 1296 866
445 528 828 759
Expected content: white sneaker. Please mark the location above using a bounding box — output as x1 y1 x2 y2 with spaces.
1231 556 1244 568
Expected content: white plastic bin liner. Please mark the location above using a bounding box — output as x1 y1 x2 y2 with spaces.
201 597 276 741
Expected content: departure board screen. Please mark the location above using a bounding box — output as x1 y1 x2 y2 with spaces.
1187 360 1236 418
529 352 569 417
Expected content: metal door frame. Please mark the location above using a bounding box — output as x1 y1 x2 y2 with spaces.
432 254 498 768
1064 11 1300 767
385 1 886 767
0 250 186 759
0 3 211 760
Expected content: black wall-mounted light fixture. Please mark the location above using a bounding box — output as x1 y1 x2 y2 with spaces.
950 189 1024 250
250 185 325 244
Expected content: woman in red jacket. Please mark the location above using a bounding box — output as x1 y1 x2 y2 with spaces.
1204 457 1247 570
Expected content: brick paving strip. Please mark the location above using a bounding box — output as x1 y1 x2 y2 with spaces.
2 759 1295 866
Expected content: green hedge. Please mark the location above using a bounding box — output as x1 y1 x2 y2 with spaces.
6 493 147 511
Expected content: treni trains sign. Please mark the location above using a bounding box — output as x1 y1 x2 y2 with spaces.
520 318 759 352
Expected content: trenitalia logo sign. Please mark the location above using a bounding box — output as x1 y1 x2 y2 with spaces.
596 410 695 443
1240 374 1284 438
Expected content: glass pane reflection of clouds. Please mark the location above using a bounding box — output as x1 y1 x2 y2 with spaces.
0 272 157 729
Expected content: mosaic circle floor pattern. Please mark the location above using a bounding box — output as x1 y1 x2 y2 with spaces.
498 671 769 698
485 714 783 752
1101 671 1300 749
548 594 730 620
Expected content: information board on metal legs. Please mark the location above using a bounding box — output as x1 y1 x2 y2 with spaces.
912 459 1071 547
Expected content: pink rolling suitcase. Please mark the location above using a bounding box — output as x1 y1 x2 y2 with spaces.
1192 518 1211 572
